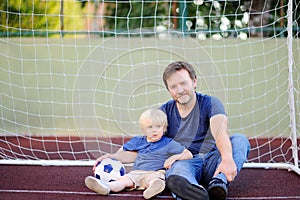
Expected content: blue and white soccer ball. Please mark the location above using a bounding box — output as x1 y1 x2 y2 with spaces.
94 158 126 182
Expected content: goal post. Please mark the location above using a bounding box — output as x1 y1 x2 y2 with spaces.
0 1 299 175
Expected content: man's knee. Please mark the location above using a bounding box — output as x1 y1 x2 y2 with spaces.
230 134 251 171
166 159 187 178
231 133 250 154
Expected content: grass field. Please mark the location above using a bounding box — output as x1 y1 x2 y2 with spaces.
0 37 299 138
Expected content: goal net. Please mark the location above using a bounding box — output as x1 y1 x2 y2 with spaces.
0 0 299 174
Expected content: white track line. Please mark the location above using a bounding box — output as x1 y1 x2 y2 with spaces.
227 197 300 200
1 190 300 199
0 189 173 198
0 189 94 195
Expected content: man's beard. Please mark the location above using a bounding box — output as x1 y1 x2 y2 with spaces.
176 94 191 105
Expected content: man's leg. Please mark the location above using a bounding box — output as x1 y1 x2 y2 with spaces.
166 157 208 200
231 134 251 173
203 133 250 200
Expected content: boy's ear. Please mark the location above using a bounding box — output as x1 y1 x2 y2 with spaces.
163 127 167 134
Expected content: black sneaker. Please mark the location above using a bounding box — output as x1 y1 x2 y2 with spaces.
208 177 228 200
166 175 208 200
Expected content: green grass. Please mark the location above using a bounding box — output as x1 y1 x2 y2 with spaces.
0 37 299 138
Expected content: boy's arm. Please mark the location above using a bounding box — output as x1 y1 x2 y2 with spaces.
163 149 193 169
112 148 138 163
92 147 137 172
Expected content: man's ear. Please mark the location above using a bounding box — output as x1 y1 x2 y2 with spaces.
193 77 198 89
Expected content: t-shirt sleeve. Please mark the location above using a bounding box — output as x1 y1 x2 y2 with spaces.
209 96 226 118
123 137 143 151
166 140 186 155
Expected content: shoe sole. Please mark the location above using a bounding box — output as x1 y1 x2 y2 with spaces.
85 176 109 195
143 179 165 199
167 175 208 200
208 185 227 200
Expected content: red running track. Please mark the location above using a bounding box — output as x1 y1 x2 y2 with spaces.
0 165 299 200
0 136 299 199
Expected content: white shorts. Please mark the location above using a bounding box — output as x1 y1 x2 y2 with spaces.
124 169 165 190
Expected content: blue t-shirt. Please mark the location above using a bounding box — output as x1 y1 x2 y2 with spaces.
123 136 185 171
160 92 226 155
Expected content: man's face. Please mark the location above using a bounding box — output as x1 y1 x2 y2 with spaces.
166 69 197 105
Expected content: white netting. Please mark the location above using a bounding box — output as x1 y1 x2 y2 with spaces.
0 1 299 173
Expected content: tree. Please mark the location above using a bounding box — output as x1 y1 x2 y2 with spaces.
1 0 84 37
104 1 170 34
1 0 57 33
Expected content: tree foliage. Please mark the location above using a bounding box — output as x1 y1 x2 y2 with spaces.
1 0 58 32
104 1 170 32
1 0 299 37
0 0 84 36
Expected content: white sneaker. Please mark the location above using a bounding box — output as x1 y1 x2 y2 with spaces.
85 176 110 195
143 179 165 199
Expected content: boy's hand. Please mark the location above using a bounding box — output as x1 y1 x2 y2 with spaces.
163 155 178 169
92 153 113 172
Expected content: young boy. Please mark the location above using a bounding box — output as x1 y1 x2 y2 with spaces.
85 108 193 199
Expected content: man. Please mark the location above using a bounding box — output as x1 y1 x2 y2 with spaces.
160 61 250 200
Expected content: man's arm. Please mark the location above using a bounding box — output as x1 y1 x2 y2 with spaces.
210 114 237 182
163 149 193 169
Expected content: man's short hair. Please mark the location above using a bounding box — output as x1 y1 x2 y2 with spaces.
162 61 197 89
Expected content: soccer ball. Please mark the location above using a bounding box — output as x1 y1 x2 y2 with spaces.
94 158 126 182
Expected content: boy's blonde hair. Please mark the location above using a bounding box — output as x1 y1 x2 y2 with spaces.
138 108 168 131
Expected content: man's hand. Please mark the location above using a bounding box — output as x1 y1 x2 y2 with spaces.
214 158 237 182
210 114 237 182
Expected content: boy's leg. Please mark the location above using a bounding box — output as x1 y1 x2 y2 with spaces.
84 176 110 195
143 178 165 199
85 175 134 195
107 175 134 192
166 157 208 200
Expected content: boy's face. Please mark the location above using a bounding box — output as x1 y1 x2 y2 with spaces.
141 119 165 142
